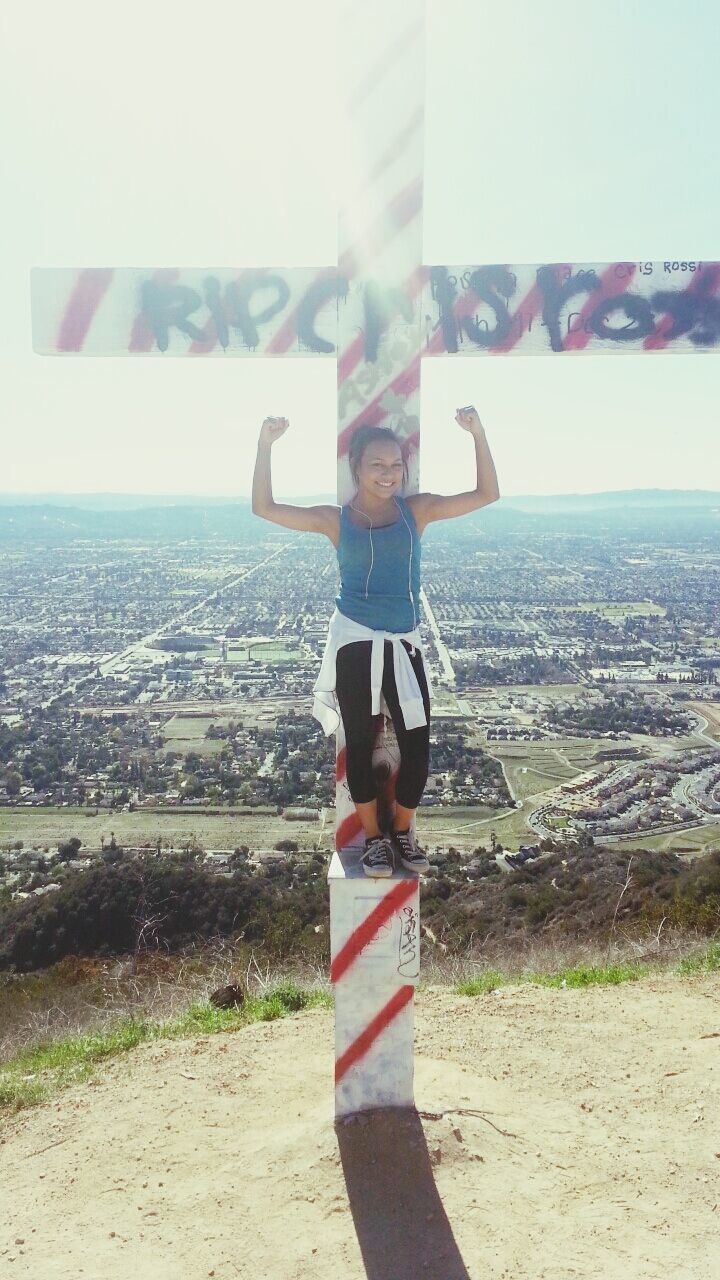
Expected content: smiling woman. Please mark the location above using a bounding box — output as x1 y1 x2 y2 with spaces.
348 425 408 510
251 408 500 879
341 426 420 631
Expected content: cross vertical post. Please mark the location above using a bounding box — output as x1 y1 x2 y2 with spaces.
327 1 426 1117
333 0 426 853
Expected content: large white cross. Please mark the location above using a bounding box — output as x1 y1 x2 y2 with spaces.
30 0 719 850
30 0 719 1114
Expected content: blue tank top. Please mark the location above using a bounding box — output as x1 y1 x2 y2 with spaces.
335 494 422 632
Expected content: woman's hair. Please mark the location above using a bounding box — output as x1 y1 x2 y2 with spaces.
348 424 408 490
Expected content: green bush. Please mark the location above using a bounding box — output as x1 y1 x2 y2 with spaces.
525 888 557 926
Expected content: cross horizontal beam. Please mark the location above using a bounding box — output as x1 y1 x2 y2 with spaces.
32 260 720 358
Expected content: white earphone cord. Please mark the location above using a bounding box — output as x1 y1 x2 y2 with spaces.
349 495 417 633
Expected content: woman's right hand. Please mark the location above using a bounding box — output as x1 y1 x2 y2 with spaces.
259 416 289 446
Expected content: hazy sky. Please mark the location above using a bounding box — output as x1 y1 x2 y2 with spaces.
2 0 719 499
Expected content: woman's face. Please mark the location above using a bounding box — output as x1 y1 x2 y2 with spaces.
355 441 405 499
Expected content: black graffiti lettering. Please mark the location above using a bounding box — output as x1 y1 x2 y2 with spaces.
429 266 458 352
362 280 415 362
398 904 418 973
136 261 720 357
688 297 720 345
460 266 514 348
295 274 346 354
224 271 291 350
650 272 720 346
426 261 720 352
649 288 698 342
537 265 602 352
428 265 516 352
587 293 655 342
141 281 206 353
204 276 229 349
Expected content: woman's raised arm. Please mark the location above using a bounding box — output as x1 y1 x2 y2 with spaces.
411 406 500 529
251 417 338 538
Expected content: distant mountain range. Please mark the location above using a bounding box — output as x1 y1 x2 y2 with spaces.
493 490 720 514
0 490 716 544
0 488 718 512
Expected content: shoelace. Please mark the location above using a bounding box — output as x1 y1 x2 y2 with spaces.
364 837 393 867
392 830 425 862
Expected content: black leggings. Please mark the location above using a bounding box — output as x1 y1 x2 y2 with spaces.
335 639 431 809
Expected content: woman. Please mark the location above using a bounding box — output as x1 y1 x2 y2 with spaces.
251 407 500 878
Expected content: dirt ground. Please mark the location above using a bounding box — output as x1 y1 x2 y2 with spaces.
1 973 719 1280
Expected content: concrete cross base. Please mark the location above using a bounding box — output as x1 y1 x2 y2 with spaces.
328 846 421 1119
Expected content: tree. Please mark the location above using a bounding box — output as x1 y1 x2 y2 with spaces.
57 837 82 862
129 858 171 975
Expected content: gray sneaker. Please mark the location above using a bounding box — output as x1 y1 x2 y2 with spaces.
361 834 394 878
388 826 430 874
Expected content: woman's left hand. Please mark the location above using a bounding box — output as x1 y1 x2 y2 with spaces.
455 405 483 434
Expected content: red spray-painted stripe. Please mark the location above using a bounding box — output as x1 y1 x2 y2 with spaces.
266 177 422 358
128 268 181 352
334 756 399 851
57 269 114 352
484 264 569 356
424 287 489 355
269 116 424 356
335 810 363 850
337 359 421 458
335 983 415 1085
346 16 423 114
643 263 720 351
563 263 637 351
338 176 423 282
362 106 424 195
488 271 564 356
330 876 417 985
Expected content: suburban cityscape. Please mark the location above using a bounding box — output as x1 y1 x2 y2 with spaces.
1 491 719 895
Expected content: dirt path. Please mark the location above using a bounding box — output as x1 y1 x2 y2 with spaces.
2 974 718 1279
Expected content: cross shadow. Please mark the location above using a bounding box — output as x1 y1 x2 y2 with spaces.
335 1106 471 1280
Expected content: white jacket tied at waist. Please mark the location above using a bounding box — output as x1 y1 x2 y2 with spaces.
311 607 433 738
